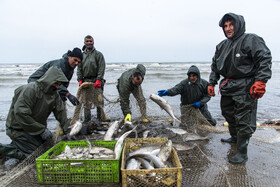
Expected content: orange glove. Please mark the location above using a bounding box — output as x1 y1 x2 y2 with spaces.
78 80 83 87
250 81 266 99
208 85 215 96
94 80 101 88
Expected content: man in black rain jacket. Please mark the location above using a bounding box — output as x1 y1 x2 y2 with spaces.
208 13 272 164
28 47 83 106
158 65 216 127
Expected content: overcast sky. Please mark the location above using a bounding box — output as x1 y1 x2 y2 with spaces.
1 0 279 64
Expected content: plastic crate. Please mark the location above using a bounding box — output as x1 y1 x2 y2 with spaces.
121 138 182 187
36 140 122 184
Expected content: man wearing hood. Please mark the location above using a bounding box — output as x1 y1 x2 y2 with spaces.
208 13 272 164
117 64 149 123
77 35 109 122
158 65 216 127
0 67 71 160
28 47 83 106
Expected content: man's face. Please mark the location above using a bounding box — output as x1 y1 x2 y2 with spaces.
188 73 198 83
224 20 235 39
132 76 143 87
68 57 81 69
84 37 94 50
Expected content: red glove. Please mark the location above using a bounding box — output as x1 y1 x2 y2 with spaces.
78 80 83 87
250 81 266 99
94 80 101 88
208 85 215 96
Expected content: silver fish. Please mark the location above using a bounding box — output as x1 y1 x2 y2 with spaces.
128 145 161 158
129 153 165 168
69 121 83 136
158 140 172 162
183 133 209 141
136 157 155 170
150 93 181 126
126 158 141 170
114 126 137 159
104 120 121 141
142 130 150 138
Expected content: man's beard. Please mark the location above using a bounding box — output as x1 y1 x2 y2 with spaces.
86 45 93 50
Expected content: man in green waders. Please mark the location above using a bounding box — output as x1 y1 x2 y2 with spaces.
77 35 109 123
0 67 71 160
208 13 272 164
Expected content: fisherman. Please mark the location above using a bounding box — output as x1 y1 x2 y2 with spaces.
28 47 83 106
208 13 272 164
117 64 149 123
0 67 71 160
77 35 109 122
158 65 217 127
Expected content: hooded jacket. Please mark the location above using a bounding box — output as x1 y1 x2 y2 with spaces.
77 47 106 82
117 64 146 115
6 67 70 138
209 13 272 96
168 65 210 106
28 51 74 99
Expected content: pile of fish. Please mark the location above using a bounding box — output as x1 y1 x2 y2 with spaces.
125 140 173 170
53 125 137 160
53 145 115 160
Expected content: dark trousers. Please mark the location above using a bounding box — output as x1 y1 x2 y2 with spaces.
221 94 257 138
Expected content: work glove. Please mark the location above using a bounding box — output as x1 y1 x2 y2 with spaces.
78 80 83 87
250 81 266 99
94 80 102 88
158 90 169 97
208 85 215 96
192 101 201 108
67 93 80 106
124 113 131 122
40 128 53 141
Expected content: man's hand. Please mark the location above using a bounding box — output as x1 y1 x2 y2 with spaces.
192 101 201 108
94 80 101 88
67 93 80 106
208 85 215 96
250 81 266 99
158 90 169 97
124 113 131 122
40 128 53 140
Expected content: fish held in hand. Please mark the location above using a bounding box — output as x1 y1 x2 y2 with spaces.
150 93 181 126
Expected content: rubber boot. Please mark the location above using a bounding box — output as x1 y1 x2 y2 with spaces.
229 137 249 164
0 143 26 160
221 136 237 143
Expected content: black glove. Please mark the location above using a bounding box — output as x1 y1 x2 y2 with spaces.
67 93 80 106
40 128 53 140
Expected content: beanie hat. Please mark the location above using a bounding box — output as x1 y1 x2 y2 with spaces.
69 47 83 61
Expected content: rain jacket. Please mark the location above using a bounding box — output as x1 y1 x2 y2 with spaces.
77 47 106 83
168 65 210 106
117 64 146 115
28 51 74 99
209 13 272 96
6 66 70 139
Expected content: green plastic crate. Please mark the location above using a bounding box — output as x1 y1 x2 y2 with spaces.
36 140 122 184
